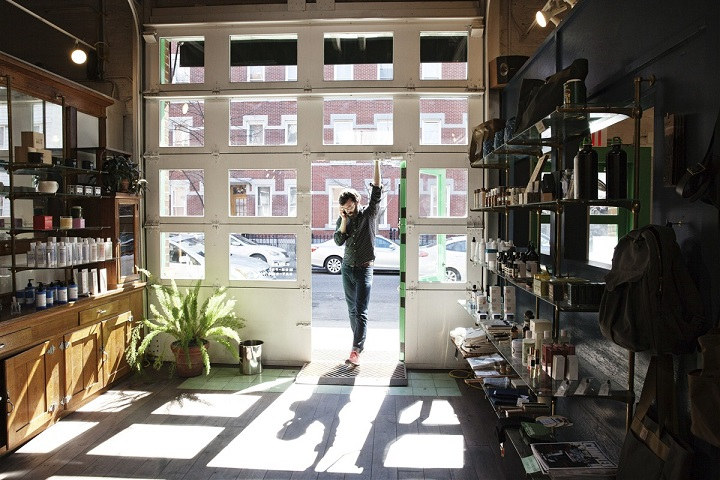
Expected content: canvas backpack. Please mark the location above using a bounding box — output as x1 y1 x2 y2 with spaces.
599 224 709 354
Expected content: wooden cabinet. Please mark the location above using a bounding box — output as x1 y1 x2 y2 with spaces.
4 338 62 450
1 288 143 453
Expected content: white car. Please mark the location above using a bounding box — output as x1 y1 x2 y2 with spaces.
229 234 291 269
164 238 275 280
311 235 400 274
419 236 467 282
311 234 466 281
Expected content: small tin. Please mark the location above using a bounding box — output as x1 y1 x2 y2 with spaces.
94 186 102 196
563 79 586 106
75 185 84 195
67 184 76 194
84 185 94 196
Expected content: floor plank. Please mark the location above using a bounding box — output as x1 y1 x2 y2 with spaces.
0 367 526 480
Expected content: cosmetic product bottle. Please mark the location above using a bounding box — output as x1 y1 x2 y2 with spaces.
573 137 599 200
605 136 628 199
68 275 79 302
25 279 35 306
522 330 535 366
36 283 46 310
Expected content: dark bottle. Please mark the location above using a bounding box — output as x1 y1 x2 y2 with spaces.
573 137 599 200
605 136 628 199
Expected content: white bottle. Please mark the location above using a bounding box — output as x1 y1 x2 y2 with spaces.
89 239 98 262
96 237 105 261
57 242 67 267
105 238 113 259
27 243 36 268
36 242 47 268
74 240 82 265
82 239 90 264
470 237 477 263
478 238 486 265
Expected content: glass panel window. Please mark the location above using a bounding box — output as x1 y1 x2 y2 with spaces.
160 37 205 84
45 102 63 149
324 33 393 81
540 215 551 256
161 232 205 279
419 234 466 283
323 97 393 145
229 98 297 146
159 170 204 217
229 233 296 280
589 224 618 265
419 32 468 81
419 97 468 145
228 169 297 217
418 168 468 218
230 34 297 83
160 100 205 147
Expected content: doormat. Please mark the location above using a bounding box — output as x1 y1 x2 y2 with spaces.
295 360 408 386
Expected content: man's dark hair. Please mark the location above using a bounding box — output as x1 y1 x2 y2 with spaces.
338 188 360 205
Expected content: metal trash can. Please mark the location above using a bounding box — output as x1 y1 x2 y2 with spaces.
240 340 263 375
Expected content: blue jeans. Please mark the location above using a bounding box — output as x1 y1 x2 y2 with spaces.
341 263 373 352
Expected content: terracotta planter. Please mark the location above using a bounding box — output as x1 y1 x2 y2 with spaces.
170 340 207 377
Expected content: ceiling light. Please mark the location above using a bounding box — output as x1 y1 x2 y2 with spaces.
535 0 577 28
70 42 87 64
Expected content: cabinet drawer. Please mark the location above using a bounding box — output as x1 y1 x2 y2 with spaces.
79 297 130 325
0 328 33 356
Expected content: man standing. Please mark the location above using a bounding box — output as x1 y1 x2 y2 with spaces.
334 160 382 366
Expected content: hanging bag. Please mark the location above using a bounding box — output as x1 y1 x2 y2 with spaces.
617 355 693 479
599 224 709 354
688 327 720 447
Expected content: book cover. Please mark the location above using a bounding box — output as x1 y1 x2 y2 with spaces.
531 441 617 475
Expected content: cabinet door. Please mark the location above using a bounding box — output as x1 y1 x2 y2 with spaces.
101 311 133 384
4 338 63 450
63 324 104 411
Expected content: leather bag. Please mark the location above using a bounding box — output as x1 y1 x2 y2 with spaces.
688 327 720 447
617 355 693 480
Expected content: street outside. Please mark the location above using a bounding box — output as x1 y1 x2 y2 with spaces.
311 270 400 328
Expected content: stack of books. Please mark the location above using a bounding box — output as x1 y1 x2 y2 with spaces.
530 441 617 478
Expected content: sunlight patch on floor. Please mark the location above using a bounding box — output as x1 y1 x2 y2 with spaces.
384 434 464 469
208 384 326 471
87 424 223 459
151 392 260 417
17 421 98 454
314 386 387 474
422 399 460 426
76 390 151 413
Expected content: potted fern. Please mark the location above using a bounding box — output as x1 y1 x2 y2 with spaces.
127 280 245 377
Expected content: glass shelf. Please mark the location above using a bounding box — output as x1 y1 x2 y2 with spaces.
11 257 117 272
9 192 110 200
470 198 639 213
6 162 104 176
458 300 632 403
470 105 633 168
11 226 110 234
481 267 601 313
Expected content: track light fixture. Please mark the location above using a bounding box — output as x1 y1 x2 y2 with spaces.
535 0 577 28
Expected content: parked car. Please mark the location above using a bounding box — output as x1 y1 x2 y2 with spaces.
311 235 400 274
311 234 466 281
419 236 467 282
164 238 274 280
229 234 291 270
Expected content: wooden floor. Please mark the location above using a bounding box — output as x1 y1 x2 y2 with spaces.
0 367 526 480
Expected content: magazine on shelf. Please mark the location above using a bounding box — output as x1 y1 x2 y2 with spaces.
466 354 504 370
530 441 617 477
